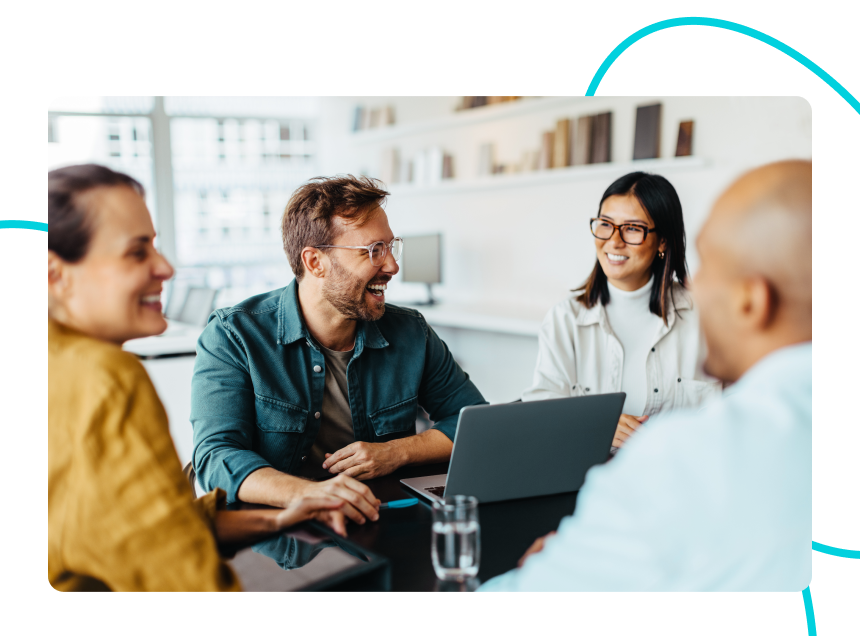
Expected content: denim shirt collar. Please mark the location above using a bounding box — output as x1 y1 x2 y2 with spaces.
277 279 389 352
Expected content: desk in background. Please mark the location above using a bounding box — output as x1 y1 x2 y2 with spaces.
401 300 545 404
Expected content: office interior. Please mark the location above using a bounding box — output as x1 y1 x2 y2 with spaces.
48 96 812 466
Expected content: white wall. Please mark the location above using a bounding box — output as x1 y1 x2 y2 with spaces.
144 98 812 451
317 97 811 312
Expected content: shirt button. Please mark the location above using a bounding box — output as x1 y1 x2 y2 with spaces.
313 365 322 372
314 412 321 419
651 347 655 352
654 388 659 393
678 378 682 383
585 387 591 392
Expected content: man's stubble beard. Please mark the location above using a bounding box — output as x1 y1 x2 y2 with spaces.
321 257 386 322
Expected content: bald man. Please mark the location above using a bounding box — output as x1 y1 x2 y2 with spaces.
480 160 812 591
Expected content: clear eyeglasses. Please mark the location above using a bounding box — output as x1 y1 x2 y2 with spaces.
590 217 657 246
314 237 404 266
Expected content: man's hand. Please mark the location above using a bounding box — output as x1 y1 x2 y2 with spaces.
613 414 649 448
293 474 380 529
322 441 405 480
518 531 557 568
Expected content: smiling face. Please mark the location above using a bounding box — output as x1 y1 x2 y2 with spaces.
594 194 666 292
48 185 174 344
320 207 399 321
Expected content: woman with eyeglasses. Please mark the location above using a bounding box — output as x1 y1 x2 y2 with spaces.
523 172 720 449
48 164 345 591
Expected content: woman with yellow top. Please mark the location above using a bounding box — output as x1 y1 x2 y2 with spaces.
48 164 357 591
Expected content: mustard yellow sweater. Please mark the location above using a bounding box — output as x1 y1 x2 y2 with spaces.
48 319 240 591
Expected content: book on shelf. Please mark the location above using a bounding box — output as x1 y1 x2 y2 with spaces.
569 119 576 165
459 96 520 110
442 154 454 179
382 105 396 126
352 106 364 132
477 143 495 176
412 151 427 186
539 131 555 170
633 103 662 160
590 112 612 164
553 118 571 168
675 120 694 157
573 116 593 166
380 147 400 185
368 108 382 129
427 147 444 185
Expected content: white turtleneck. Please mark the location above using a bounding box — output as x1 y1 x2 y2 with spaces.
604 277 663 416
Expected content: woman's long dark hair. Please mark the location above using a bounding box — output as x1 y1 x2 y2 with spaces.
575 172 688 324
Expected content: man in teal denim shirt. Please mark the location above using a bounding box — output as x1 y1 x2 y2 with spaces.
191 176 486 531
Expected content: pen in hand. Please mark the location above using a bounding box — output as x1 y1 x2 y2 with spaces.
378 498 419 510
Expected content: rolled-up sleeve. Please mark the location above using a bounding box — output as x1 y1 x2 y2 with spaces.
67 367 241 591
417 320 487 441
191 316 273 503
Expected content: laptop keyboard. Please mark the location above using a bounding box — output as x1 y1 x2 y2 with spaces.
425 486 446 497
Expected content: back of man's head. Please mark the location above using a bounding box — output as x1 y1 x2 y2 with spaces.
693 160 812 383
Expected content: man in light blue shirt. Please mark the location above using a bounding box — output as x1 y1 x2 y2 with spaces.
480 160 812 592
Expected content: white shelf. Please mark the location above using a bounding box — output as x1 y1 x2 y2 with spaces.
349 97 588 145
386 156 707 197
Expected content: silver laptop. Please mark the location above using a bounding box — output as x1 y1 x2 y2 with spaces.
401 393 625 504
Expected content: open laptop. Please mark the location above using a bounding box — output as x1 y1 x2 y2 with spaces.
401 393 625 504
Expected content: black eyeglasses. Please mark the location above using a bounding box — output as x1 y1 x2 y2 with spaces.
590 218 657 246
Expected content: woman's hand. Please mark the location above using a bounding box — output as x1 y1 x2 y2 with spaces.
613 414 649 448
518 531 557 568
274 496 346 535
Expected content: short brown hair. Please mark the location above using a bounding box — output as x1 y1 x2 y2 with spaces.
48 164 145 263
282 175 389 280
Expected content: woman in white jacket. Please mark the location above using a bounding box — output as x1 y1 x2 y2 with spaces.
524 172 720 449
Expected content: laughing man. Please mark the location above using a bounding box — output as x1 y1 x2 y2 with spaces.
191 175 486 534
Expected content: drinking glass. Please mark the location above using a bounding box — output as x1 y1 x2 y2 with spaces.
431 495 480 581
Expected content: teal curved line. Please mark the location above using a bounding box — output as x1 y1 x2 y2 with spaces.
802 587 816 635
0 220 48 232
812 541 860 558
585 17 860 115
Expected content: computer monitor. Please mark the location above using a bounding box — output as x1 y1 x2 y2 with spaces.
400 233 441 305
177 287 218 326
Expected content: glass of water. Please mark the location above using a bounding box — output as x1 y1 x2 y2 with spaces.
431 495 480 581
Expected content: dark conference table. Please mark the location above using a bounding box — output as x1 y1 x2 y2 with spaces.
227 461 579 592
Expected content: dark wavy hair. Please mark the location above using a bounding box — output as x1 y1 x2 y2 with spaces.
48 164 145 263
575 172 688 324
